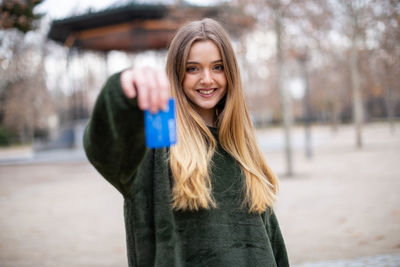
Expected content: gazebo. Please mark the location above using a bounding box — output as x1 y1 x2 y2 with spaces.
47 3 255 52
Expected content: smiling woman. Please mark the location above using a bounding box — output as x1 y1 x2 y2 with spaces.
183 40 227 126
84 18 289 267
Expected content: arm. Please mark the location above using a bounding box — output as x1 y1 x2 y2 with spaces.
264 209 290 267
83 72 146 198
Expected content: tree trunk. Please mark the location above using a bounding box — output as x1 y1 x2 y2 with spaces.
349 1 364 149
383 61 396 134
299 54 312 159
274 0 293 176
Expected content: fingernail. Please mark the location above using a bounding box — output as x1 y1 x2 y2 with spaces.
150 107 158 114
140 102 148 110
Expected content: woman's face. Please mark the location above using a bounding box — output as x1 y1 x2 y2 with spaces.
182 40 227 125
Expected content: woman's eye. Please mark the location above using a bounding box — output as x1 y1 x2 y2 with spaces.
186 66 197 72
213 64 224 71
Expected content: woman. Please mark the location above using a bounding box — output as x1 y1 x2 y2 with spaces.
84 18 289 267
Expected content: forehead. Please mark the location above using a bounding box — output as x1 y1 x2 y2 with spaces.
187 40 222 61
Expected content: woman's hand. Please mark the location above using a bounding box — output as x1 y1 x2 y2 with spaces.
120 67 170 113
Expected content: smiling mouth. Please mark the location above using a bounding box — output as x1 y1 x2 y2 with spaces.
197 88 216 95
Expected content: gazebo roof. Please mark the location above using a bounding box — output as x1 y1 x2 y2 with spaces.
47 3 255 52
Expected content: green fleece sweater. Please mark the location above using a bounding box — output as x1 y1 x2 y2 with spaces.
83 72 289 267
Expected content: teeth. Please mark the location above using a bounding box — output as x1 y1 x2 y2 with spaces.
198 89 215 95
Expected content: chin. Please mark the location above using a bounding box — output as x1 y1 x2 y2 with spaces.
198 102 218 110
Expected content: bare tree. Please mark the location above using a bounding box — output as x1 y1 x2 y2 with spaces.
271 0 294 176
373 0 400 133
345 0 367 148
0 25 55 144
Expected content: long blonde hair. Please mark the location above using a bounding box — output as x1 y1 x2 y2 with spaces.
166 18 278 214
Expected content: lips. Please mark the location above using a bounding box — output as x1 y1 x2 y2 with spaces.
196 88 217 97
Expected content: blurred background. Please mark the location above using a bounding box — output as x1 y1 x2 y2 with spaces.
0 0 399 266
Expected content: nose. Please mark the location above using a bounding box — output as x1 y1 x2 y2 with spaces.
200 69 212 85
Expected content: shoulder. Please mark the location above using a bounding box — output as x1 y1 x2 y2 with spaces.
262 207 280 235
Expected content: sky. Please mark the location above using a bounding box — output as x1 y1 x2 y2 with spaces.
36 0 129 19
35 0 219 20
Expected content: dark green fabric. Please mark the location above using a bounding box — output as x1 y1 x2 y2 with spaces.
84 72 290 267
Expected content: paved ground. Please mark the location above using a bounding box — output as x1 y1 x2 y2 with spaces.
0 122 399 266
293 254 400 267
260 122 400 266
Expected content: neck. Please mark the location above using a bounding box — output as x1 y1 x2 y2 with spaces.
196 108 216 127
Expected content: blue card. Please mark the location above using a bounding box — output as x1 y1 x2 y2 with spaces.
144 98 177 148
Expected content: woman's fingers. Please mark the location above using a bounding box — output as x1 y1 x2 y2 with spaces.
135 70 150 110
144 69 160 113
157 72 170 111
120 69 137 99
120 67 170 112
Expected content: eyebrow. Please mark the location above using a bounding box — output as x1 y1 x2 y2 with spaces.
186 59 223 64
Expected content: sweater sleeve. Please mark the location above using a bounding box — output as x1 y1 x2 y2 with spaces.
264 209 290 267
83 71 147 198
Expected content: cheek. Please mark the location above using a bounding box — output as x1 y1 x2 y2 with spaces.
221 87 227 99
218 74 227 88
182 77 192 96
183 75 198 91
